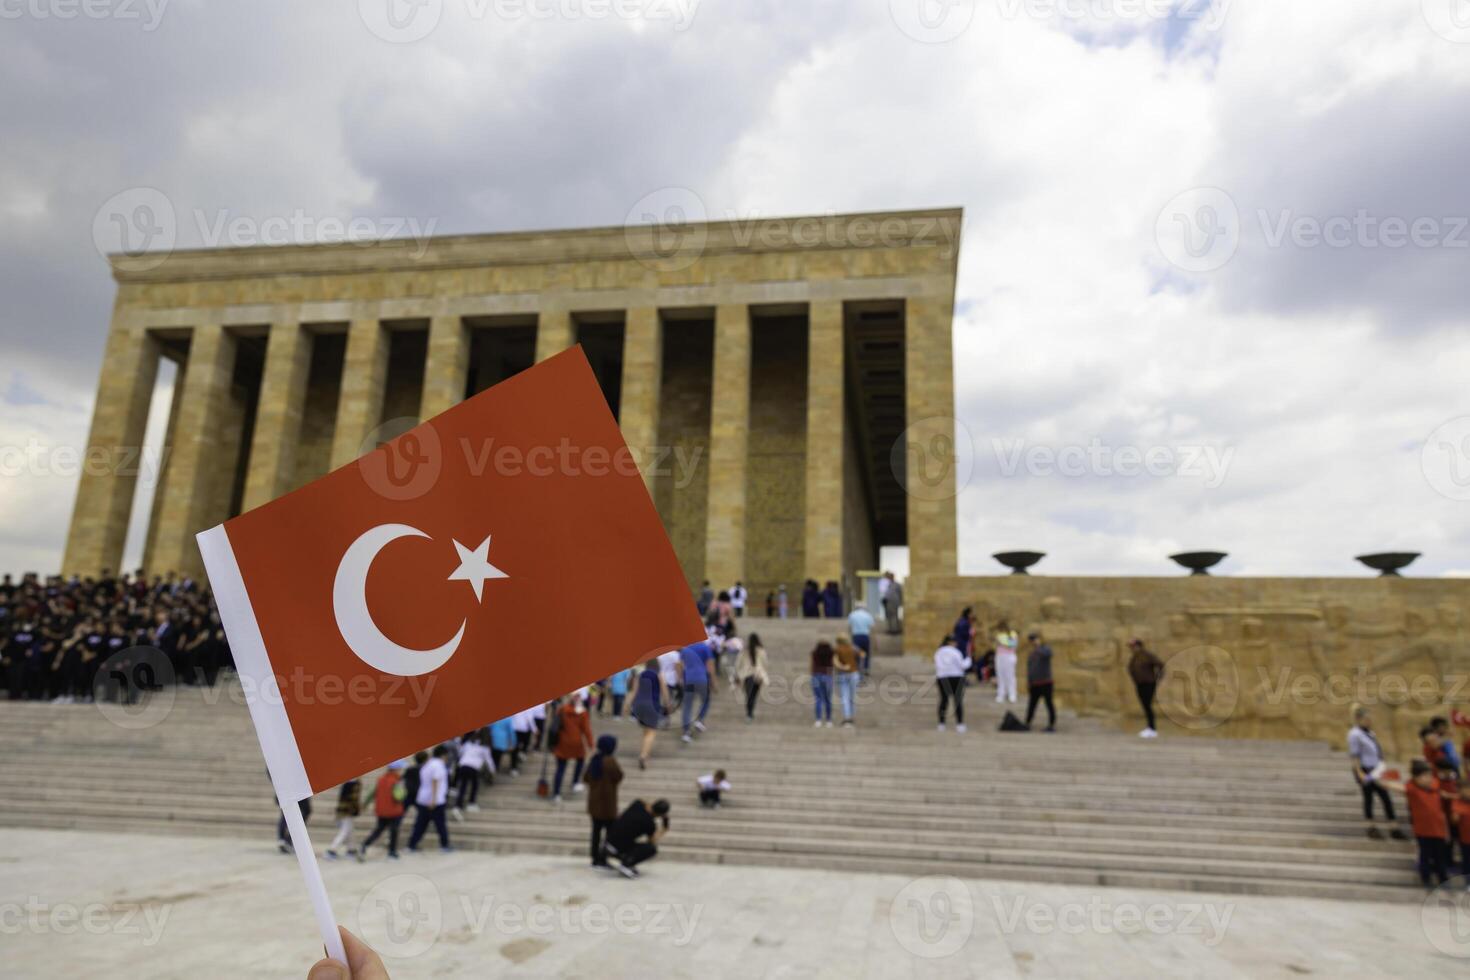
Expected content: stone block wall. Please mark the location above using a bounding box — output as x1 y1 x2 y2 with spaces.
743 315 807 605
653 321 713 593
911 574 1470 757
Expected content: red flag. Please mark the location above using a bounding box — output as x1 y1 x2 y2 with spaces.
199 346 702 802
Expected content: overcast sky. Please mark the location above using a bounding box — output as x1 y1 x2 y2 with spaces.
3 0 1468 579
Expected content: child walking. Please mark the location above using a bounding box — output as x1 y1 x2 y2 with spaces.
325 777 363 859
1387 760 1453 888
358 760 407 861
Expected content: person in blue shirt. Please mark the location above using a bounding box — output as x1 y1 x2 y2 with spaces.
677 642 712 743
845 606 873 677
489 716 518 775
609 667 633 718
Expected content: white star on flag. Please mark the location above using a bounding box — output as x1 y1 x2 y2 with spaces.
447 535 508 601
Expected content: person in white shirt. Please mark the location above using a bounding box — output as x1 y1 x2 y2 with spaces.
730 582 747 617
530 700 548 751
934 636 973 733
512 709 536 760
407 745 453 852
697 769 732 808
452 731 493 818
993 620 1019 704
658 649 683 717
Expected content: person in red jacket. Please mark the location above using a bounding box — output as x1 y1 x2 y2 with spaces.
1453 782 1470 880
552 693 594 804
1387 760 1452 887
358 759 407 861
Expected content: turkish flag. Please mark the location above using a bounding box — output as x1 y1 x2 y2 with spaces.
198 346 702 802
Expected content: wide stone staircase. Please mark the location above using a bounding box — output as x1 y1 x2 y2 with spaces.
0 617 1428 901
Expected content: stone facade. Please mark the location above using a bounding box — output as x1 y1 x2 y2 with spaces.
62 210 964 619
915 574 1470 754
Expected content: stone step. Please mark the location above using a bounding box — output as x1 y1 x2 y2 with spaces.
0 624 1419 904
0 806 1423 902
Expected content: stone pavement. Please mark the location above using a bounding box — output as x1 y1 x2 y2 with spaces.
3 829 1467 978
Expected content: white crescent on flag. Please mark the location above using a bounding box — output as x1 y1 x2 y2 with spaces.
331 523 505 677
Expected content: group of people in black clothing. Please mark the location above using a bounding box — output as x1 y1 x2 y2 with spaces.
0 570 229 703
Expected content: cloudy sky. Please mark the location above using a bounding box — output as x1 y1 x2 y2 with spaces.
3 0 1468 578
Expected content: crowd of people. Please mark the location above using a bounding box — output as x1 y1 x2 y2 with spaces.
285 675 711 880
934 606 1167 738
1348 708 1470 889
17 569 1470 894
696 572 904 633
1 570 228 702
295 614 764 879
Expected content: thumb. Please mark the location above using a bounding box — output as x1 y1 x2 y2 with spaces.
307 958 349 980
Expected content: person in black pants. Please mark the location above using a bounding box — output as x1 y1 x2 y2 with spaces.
276 798 311 853
1023 633 1055 732
1127 639 1164 737
407 746 453 852
934 636 972 732
604 798 670 878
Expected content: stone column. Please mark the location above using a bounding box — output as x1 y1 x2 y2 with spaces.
329 316 390 469
535 308 574 362
420 314 470 420
61 323 161 577
240 321 312 511
618 307 662 489
703 303 751 588
904 294 958 576
803 301 846 585
147 324 238 578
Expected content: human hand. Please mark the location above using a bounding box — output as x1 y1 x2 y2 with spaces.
307 926 390 979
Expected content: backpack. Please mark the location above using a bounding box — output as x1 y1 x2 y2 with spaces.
391 780 407 803
545 704 564 747
998 711 1029 733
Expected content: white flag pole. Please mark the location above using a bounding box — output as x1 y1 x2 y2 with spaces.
279 794 347 964
198 524 347 965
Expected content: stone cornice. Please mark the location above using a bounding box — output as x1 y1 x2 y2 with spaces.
110 208 964 284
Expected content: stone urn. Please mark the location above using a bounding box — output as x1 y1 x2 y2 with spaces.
993 551 1045 575
1355 552 1420 577
1169 551 1228 576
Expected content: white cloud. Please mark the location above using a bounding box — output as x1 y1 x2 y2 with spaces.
0 0 1466 578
